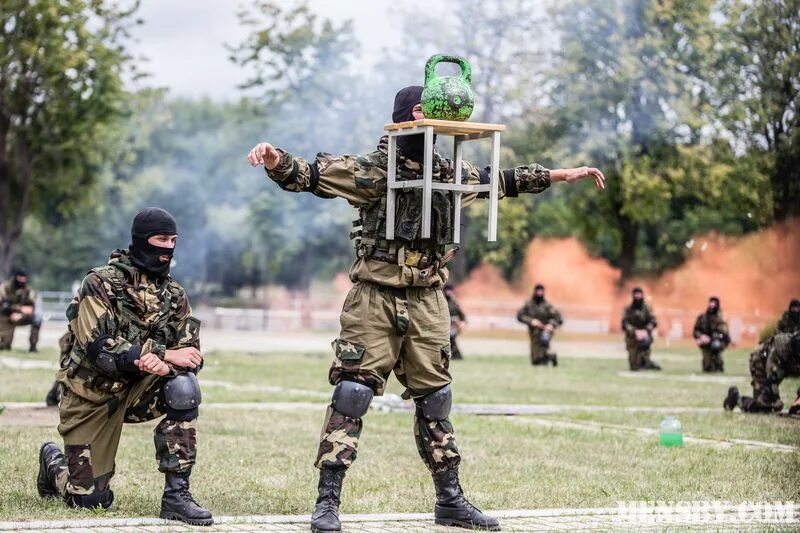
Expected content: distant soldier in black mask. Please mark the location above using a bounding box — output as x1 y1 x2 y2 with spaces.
693 296 730 372
517 284 563 366
621 287 660 371
776 298 800 335
0 269 43 352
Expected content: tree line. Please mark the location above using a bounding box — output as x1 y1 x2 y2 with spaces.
1 0 797 296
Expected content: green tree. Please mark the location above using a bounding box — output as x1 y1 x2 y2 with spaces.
0 0 138 277
713 0 800 221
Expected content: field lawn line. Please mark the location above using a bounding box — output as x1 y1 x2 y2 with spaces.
616 371 748 383
515 417 798 452
0 402 719 415
0 356 56 370
200 378 331 398
1 504 799 530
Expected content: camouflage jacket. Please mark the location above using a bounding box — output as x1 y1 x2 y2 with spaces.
265 136 551 288
0 280 36 315
62 249 200 384
693 312 730 344
447 295 466 322
621 303 657 337
776 311 800 334
517 298 563 333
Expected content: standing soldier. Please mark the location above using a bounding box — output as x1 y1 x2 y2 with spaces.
444 284 466 360
516 284 562 366
35 208 213 526
693 296 730 372
247 85 605 533
622 287 661 371
724 331 800 414
776 298 800 334
0 269 43 352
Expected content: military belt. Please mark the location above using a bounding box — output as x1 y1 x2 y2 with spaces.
72 365 127 394
367 247 438 268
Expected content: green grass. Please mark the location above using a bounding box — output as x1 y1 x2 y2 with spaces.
0 342 798 521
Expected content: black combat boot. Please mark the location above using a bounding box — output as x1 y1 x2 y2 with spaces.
160 473 213 526
29 343 38 353
45 382 60 407
723 386 740 411
310 468 346 533
549 352 558 367
432 469 501 531
37 442 65 497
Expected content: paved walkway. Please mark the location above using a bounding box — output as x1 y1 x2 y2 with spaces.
1 505 798 531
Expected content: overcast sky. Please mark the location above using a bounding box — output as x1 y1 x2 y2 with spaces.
130 0 426 100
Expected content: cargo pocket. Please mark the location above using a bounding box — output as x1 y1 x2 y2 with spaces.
329 338 366 386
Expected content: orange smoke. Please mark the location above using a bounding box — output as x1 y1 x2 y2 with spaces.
457 218 800 340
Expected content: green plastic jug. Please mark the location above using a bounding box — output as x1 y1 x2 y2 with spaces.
659 415 683 447
420 55 474 121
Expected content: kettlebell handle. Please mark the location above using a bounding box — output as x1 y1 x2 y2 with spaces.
424 54 472 85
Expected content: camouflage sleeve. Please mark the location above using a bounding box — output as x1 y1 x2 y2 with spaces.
22 288 36 307
548 304 563 327
621 308 634 333
717 319 730 343
646 307 658 332
165 290 200 350
517 302 533 325
265 149 386 207
692 315 704 338
70 273 147 375
459 160 551 209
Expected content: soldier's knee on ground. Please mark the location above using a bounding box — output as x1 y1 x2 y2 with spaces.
163 373 201 421
415 385 452 421
331 380 373 418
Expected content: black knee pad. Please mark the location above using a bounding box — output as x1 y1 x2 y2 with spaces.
331 380 373 418
416 385 452 421
164 373 201 409
66 488 114 509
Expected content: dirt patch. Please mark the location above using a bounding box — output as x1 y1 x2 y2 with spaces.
0 405 58 427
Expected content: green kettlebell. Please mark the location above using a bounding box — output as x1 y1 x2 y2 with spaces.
420 55 474 121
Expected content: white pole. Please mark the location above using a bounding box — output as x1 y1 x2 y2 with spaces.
386 133 397 240
421 125 434 239
453 136 464 243
488 131 501 242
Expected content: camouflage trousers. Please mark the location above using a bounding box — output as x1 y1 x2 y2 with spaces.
528 332 551 365
625 337 653 370
0 313 41 349
449 334 463 360
53 370 198 498
316 282 460 474
701 348 724 372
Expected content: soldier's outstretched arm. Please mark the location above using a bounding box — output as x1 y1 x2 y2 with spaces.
70 273 163 375
248 142 385 207
457 159 605 208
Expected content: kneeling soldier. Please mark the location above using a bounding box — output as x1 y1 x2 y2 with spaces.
724 331 800 414
36 208 212 526
693 296 730 372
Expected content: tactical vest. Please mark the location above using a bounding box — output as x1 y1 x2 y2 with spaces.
351 150 455 267
61 265 180 386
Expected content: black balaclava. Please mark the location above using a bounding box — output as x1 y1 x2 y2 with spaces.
533 283 545 304
632 287 644 309
12 269 27 289
789 299 800 320
129 207 177 277
392 86 429 162
707 296 720 315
